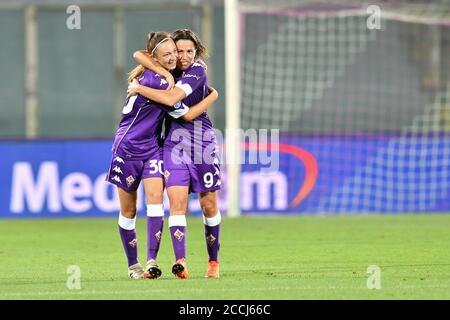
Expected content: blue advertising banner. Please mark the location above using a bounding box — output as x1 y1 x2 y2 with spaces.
1 135 449 218
240 135 450 214
1 140 118 218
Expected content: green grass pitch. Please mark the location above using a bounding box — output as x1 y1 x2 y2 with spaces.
0 214 449 300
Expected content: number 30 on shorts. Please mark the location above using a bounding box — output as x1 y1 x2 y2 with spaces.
203 172 214 188
149 160 164 175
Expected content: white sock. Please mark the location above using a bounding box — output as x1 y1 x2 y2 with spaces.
202 211 221 227
147 204 164 217
168 215 187 227
118 212 136 230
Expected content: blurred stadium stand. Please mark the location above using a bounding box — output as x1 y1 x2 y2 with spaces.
0 0 226 139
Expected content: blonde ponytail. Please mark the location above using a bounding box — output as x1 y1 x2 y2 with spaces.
127 65 144 83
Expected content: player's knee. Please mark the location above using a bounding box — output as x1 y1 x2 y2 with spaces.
121 208 137 219
200 200 218 217
170 198 188 213
147 191 164 203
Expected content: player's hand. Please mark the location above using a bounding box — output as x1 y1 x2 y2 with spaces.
127 79 140 96
165 73 175 91
207 86 219 101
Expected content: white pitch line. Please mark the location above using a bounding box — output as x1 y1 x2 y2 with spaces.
1 284 450 298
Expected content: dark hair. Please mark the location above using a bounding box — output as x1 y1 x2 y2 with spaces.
171 29 208 60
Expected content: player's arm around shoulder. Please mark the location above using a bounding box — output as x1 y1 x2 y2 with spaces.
133 50 175 90
128 79 186 106
182 86 219 122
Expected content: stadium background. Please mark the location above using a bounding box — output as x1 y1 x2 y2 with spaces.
1 0 449 217
1 0 450 301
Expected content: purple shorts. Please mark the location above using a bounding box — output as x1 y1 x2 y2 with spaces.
163 147 222 193
106 150 164 192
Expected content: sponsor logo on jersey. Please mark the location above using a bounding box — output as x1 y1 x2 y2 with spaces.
182 73 201 81
114 156 125 164
111 175 122 184
192 62 207 70
112 166 123 174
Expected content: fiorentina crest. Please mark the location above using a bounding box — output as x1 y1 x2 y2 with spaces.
206 234 216 247
128 239 137 248
173 229 184 241
126 175 135 187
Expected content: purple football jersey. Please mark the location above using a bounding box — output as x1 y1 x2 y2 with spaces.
112 69 187 160
162 62 222 193
164 62 216 159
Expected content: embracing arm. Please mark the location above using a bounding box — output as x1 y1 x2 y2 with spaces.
182 87 219 122
133 50 174 90
128 79 186 106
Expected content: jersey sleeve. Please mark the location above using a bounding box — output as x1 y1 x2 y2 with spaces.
139 70 169 90
174 63 206 97
139 69 186 117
